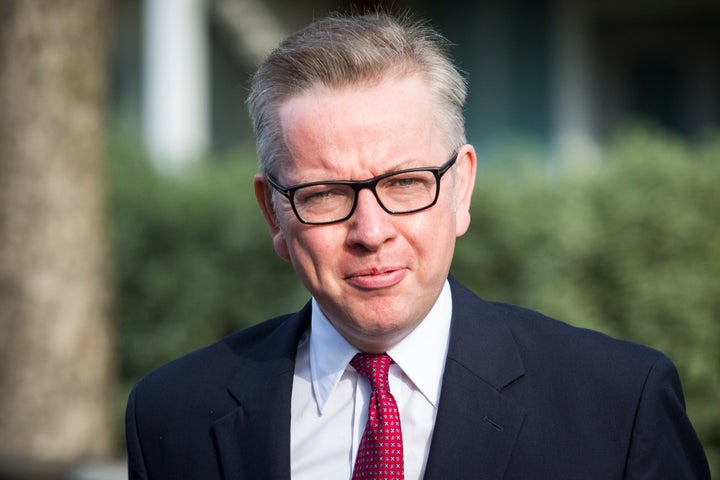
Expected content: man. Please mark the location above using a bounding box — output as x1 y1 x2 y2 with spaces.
125 12 710 479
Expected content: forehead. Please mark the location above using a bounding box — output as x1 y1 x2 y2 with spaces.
279 72 434 127
276 73 446 181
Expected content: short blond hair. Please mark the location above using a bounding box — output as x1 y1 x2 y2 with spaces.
246 12 467 175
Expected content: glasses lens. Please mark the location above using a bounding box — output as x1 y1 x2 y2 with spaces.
376 170 438 213
293 184 354 223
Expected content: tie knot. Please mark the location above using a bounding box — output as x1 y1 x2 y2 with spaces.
350 353 393 392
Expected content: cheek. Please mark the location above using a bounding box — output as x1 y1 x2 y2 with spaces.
283 225 342 277
417 206 458 257
395 213 450 262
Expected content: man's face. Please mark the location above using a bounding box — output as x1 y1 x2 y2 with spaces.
254 73 476 353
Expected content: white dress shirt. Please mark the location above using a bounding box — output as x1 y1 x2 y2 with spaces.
290 281 453 480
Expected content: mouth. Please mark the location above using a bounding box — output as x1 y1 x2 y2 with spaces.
345 266 407 289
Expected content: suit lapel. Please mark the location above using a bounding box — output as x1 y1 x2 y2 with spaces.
424 278 526 479
208 280 526 479
212 304 311 480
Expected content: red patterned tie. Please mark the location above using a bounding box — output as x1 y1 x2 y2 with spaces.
350 353 404 480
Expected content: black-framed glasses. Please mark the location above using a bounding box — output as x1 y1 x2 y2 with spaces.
265 152 458 225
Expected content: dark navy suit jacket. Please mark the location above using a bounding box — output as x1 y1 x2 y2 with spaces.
126 277 710 479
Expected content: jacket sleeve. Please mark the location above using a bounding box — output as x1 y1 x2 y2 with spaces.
624 354 710 479
126 386 149 480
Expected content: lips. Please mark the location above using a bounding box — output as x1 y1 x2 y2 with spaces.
345 266 408 289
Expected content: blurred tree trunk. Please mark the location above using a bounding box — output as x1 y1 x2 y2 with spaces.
0 0 113 470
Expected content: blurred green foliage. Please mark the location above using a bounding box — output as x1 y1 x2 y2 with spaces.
109 127 719 473
108 137 308 388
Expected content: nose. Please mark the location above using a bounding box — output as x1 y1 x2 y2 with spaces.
345 188 396 251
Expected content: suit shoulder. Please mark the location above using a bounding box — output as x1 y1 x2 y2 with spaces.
486 300 670 393
497 301 658 355
130 309 306 401
450 277 662 365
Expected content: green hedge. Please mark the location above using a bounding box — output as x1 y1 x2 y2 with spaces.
109 128 719 473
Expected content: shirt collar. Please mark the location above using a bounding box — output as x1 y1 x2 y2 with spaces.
387 280 452 408
309 300 358 413
309 280 453 413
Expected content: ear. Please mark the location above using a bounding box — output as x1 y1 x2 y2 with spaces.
254 174 291 261
454 145 477 237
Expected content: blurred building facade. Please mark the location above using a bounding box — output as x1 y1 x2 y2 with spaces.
110 0 720 169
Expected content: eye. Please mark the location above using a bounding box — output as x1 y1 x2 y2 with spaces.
383 172 434 191
391 177 419 187
295 185 351 206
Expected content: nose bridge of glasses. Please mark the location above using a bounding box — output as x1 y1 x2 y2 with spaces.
353 179 390 214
